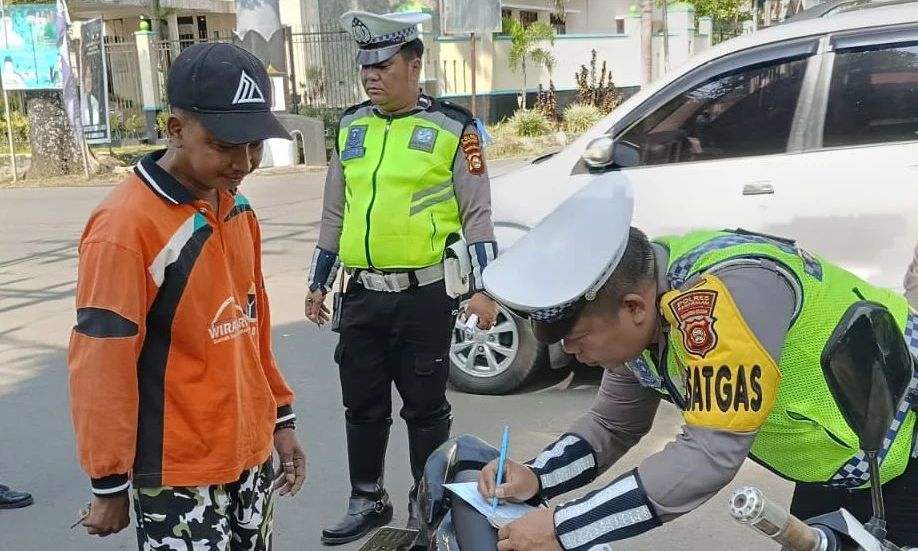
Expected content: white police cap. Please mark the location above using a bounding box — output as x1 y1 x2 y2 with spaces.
339 10 431 66
482 178 634 326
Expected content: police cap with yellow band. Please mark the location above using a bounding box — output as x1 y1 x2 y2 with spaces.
339 10 431 66
482 179 635 344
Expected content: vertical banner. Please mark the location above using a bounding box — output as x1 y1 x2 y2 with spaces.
79 17 109 144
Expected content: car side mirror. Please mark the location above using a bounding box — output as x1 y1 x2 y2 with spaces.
581 135 638 171
820 301 913 452
581 135 616 170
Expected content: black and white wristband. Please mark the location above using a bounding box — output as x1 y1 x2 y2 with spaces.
468 241 497 292
90 473 130 498
553 469 661 551
525 433 597 501
307 247 340 294
275 405 296 432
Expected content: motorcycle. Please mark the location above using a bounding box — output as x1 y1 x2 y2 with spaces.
730 301 917 551
359 433 519 550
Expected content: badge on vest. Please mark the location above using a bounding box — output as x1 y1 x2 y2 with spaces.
409 125 438 153
668 286 719 358
661 275 782 432
341 125 368 161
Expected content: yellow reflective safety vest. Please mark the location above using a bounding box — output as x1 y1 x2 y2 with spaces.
336 98 473 270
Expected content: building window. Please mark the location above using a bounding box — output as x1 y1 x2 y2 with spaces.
520 10 538 28
550 13 566 35
177 16 196 49
615 17 625 34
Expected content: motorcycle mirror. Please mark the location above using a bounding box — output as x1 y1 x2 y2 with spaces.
820 301 913 452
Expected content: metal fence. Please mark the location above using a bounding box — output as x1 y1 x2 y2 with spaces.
287 25 363 110
103 36 146 142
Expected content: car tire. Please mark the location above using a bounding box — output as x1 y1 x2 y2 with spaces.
448 301 547 395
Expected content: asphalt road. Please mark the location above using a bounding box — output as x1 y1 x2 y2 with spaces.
0 165 790 551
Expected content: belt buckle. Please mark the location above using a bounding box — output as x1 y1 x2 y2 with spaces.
364 272 386 291
384 273 402 292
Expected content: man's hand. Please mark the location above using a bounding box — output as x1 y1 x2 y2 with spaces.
273 428 306 496
498 508 561 551
82 493 130 537
304 290 329 326
477 458 539 503
465 292 498 330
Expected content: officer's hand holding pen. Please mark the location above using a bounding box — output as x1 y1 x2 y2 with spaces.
477 458 539 504
305 290 330 325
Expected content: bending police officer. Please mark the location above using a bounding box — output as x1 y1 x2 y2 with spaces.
305 10 499 546
477 180 918 550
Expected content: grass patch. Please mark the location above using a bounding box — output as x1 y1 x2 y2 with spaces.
485 121 566 161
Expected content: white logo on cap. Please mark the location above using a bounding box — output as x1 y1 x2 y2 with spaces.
232 71 266 105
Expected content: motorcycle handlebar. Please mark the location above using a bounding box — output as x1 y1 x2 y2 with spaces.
730 487 828 551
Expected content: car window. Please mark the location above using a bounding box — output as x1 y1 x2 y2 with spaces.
823 42 918 147
617 57 809 166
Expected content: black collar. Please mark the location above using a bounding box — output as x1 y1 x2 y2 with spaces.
372 93 433 118
134 150 197 205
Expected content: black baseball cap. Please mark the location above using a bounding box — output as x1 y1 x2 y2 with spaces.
167 43 290 144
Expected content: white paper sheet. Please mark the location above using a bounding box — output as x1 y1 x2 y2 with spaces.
443 482 539 528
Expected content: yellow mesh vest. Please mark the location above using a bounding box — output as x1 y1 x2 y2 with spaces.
336 102 465 270
634 230 917 486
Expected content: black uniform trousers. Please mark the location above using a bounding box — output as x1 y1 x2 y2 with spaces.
790 454 918 546
334 279 456 428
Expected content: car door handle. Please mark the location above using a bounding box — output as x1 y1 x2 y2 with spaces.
743 183 774 195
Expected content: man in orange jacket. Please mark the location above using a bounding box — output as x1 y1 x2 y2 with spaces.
68 43 305 549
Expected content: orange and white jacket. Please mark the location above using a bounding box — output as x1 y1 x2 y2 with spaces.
68 151 295 496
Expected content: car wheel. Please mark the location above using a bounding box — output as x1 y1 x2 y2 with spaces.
448 299 546 395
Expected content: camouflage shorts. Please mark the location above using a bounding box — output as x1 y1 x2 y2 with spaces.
132 458 275 551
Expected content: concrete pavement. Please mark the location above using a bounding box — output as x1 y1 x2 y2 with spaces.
0 166 789 550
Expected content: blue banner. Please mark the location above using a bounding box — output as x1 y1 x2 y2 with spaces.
0 3 63 90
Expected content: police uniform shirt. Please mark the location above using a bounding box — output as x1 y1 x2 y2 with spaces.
315 94 496 279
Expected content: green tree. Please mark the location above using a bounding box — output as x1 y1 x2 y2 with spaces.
689 0 750 19
504 17 555 110
688 0 751 43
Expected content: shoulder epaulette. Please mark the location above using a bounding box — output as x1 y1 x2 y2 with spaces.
430 99 475 127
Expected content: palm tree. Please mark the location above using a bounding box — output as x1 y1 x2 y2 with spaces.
503 17 555 110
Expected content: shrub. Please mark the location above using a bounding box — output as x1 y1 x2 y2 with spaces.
575 49 621 114
1 109 29 144
563 103 602 136
156 110 170 135
509 108 552 137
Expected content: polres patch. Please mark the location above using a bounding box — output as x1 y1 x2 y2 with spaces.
461 132 485 175
668 286 718 358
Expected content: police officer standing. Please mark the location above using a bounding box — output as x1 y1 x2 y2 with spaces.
305 10 499 546
475 180 918 550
